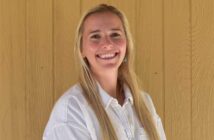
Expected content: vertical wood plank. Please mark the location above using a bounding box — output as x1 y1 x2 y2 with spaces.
135 0 164 122
192 0 214 139
10 0 26 139
26 0 53 139
54 0 80 100
0 0 26 140
164 0 191 140
0 0 12 139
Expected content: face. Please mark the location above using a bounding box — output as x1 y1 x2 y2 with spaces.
82 12 127 76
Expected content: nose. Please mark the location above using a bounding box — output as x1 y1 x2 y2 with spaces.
102 36 113 49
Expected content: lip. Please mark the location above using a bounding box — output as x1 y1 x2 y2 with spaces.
96 51 119 60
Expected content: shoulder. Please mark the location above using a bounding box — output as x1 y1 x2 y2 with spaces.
43 84 89 136
51 83 88 121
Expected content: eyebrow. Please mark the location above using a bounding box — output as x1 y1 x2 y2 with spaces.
89 28 122 34
89 30 100 34
111 28 122 32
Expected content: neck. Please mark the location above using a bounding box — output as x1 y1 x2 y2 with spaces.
92 69 125 105
93 70 118 98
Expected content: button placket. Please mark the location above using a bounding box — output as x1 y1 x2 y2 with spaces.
111 100 134 139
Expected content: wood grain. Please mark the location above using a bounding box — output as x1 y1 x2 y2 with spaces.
26 0 53 139
54 0 80 101
0 0 26 140
192 0 214 139
135 0 165 122
164 0 191 139
0 0 13 139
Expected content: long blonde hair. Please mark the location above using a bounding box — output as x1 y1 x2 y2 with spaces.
74 4 160 140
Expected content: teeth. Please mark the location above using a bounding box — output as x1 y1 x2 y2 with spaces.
98 53 116 59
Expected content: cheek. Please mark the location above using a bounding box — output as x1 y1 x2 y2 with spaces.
88 42 100 49
82 38 97 56
116 39 127 53
114 37 126 46
82 42 98 58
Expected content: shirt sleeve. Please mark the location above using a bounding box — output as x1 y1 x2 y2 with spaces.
43 123 91 140
143 92 167 140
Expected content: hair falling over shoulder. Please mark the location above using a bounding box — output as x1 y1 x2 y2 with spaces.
74 4 161 140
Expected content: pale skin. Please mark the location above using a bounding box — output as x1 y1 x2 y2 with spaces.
81 12 127 105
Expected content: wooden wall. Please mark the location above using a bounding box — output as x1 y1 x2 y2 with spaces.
0 0 214 140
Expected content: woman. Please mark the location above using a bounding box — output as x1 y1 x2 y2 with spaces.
43 4 166 140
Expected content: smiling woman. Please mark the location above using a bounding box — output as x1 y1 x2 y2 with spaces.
43 4 166 140
82 12 126 67
81 11 127 101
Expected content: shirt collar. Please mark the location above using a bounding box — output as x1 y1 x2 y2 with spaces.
96 82 134 109
123 84 134 105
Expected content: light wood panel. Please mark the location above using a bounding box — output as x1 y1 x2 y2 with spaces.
9 1 26 139
54 0 80 100
0 0 13 139
135 0 164 121
26 0 53 139
0 0 26 140
164 0 191 140
192 0 214 139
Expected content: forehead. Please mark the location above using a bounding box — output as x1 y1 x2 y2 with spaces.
83 12 124 32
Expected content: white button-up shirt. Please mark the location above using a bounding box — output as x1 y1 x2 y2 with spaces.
43 83 166 140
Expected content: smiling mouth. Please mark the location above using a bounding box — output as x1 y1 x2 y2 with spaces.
96 52 119 60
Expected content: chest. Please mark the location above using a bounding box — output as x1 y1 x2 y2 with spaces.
87 103 150 140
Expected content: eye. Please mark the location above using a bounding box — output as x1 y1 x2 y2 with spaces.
90 34 101 39
110 32 121 38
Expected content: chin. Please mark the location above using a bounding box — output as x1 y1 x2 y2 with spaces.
100 62 122 70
